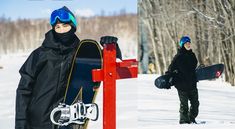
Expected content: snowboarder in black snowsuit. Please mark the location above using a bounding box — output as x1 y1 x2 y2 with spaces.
167 36 199 124
15 6 121 129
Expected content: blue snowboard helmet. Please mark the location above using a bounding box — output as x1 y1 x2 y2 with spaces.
50 6 77 28
179 36 191 47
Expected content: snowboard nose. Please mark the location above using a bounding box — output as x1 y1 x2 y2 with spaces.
216 71 222 78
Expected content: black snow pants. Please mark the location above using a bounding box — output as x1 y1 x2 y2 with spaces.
177 88 199 124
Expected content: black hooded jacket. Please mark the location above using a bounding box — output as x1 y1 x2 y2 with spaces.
167 47 198 91
15 30 80 129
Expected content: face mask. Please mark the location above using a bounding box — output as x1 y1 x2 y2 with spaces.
185 46 191 50
183 43 191 50
53 27 76 46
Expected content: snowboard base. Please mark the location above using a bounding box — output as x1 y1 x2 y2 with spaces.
155 64 224 89
50 40 102 128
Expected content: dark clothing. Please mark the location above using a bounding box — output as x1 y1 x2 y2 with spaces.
15 30 80 129
168 47 198 91
52 27 77 45
178 89 199 123
99 36 122 60
115 44 122 60
15 31 123 129
167 47 199 124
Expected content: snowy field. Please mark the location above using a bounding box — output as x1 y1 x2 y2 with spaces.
0 54 235 129
138 75 235 129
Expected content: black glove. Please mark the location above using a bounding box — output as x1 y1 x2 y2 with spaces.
165 85 171 89
164 72 174 89
100 36 122 60
100 36 118 46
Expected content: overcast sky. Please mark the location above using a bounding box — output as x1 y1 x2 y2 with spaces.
0 0 137 20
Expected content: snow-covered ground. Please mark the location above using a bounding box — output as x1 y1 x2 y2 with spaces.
138 75 235 129
0 54 235 129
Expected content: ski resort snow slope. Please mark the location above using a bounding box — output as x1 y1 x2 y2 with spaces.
138 74 235 129
0 54 235 129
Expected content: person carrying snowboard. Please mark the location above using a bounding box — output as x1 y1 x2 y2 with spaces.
166 36 199 124
15 6 121 129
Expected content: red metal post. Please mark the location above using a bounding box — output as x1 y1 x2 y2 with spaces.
103 43 116 129
92 43 138 129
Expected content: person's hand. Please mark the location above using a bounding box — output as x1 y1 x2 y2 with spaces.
100 36 118 46
164 85 171 89
100 36 122 60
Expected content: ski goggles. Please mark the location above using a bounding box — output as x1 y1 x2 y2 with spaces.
50 9 77 27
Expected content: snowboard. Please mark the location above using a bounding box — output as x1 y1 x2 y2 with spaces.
196 64 224 81
155 64 224 89
50 39 102 128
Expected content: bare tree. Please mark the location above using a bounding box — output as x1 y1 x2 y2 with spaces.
139 0 235 86
0 13 137 59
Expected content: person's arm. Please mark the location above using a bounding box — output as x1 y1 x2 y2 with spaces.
15 51 39 129
192 53 198 69
115 43 122 60
167 54 179 74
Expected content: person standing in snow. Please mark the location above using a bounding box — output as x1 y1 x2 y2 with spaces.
166 36 199 124
15 6 121 129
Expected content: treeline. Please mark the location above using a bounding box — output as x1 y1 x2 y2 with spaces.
0 18 49 54
139 0 235 86
0 14 137 58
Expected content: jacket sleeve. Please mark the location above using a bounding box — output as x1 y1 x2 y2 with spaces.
116 44 122 60
15 50 39 129
192 53 198 69
167 54 179 74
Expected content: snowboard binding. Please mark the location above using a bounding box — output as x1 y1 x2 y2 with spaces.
50 101 99 126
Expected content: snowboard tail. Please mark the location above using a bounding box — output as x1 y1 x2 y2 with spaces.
64 58 101 105
196 63 224 81
50 39 102 128
64 39 102 105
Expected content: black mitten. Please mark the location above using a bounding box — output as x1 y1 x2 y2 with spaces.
100 36 118 45
100 36 122 60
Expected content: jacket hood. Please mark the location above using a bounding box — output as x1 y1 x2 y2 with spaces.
178 46 192 54
42 30 80 53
